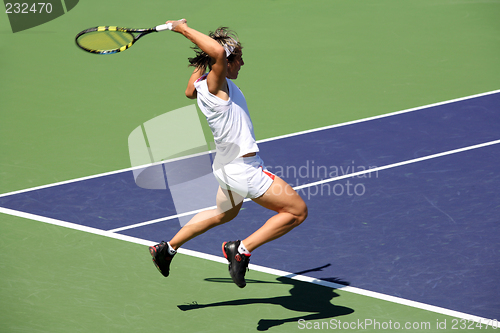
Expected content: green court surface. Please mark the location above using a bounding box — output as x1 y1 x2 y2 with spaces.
1 0 499 332
0 215 480 332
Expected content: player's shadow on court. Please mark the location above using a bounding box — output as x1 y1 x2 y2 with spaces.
177 264 354 331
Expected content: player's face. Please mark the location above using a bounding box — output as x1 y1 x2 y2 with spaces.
227 52 244 79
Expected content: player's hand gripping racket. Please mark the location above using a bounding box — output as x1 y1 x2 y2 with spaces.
75 23 173 55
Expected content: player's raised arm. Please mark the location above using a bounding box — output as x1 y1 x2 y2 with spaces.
167 19 227 96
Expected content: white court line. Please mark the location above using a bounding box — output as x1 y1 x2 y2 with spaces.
1 88 499 199
109 138 500 233
257 88 500 144
0 206 496 326
0 150 214 199
293 139 500 190
109 205 218 233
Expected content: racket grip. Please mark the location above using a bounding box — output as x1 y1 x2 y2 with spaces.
156 23 173 31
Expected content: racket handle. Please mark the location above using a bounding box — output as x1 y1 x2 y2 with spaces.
156 23 173 31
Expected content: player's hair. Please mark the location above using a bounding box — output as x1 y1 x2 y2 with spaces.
188 27 242 69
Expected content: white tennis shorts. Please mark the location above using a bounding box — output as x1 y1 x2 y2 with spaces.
213 154 275 199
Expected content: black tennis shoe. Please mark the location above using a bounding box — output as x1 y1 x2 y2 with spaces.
222 240 251 288
149 241 175 277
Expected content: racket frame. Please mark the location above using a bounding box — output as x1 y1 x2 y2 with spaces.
75 24 170 55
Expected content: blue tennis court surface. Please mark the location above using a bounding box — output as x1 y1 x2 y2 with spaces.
1 92 499 320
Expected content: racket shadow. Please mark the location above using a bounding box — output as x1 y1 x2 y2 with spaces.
177 265 354 331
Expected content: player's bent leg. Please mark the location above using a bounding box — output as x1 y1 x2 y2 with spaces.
243 176 307 252
150 187 243 277
169 187 243 250
221 176 306 287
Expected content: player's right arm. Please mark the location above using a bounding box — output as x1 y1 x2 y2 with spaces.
167 19 227 97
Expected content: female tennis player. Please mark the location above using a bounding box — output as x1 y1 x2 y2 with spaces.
149 19 308 288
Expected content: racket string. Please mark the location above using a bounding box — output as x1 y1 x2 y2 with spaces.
77 31 134 51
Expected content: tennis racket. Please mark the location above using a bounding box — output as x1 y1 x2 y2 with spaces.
75 23 173 55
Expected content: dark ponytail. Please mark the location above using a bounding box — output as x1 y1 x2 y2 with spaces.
188 27 242 69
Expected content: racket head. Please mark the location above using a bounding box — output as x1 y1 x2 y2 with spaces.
75 26 136 54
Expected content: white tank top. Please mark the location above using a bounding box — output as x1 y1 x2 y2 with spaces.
194 74 259 165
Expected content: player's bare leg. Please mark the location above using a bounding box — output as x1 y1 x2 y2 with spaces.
149 187 242 277
169 186 243 250
222 175 307 287
244 175 307 252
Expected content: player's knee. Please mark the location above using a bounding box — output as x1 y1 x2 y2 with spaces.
296 203 308 225
289 201 307 228
216 207 240 225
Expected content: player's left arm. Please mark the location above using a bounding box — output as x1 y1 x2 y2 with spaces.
185 65 206 99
